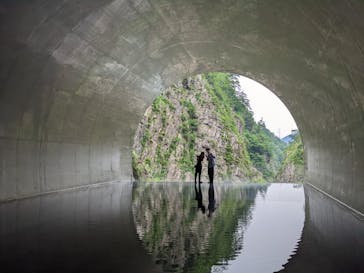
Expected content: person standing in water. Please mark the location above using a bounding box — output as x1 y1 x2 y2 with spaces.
194 152 204 183
206 148 215 184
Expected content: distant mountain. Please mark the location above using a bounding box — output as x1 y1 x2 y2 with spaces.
281 129 298 144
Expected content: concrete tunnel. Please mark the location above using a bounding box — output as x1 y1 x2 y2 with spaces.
0 0 363 214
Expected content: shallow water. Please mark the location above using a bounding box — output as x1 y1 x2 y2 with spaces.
0 182 363 273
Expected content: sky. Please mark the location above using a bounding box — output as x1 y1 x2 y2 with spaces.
238 76 297 138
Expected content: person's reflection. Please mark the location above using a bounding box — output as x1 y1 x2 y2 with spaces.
195 182 206 214
208 182 216 217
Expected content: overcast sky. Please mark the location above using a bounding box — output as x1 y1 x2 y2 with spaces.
238 76 297 138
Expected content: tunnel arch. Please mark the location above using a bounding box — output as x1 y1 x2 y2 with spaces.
0 0 363 213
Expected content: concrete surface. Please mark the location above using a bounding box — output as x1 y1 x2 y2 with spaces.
0 1 363 212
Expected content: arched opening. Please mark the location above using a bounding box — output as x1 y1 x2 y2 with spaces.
131 72 304 184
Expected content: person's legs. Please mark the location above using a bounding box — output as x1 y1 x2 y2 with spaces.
194 168 198 183
208 168 213 183
198 170 202 183
211 167 214 183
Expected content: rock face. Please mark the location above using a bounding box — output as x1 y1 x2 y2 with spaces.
132 73 268 182
277 163 304 183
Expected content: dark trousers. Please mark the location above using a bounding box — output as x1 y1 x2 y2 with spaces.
208 167 214 184
195 166 202 183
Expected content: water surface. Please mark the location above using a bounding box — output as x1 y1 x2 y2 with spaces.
0 182 363 273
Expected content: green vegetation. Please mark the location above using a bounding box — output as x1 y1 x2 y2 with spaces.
244 120 286 179
283 134 304 166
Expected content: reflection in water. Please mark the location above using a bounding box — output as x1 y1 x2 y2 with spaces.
208 183 216 217
221 184 305 273
0 182 363 273
132 182 262 273
195 182 206 214
132 183 305 273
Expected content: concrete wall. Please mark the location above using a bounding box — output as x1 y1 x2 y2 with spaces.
0 0 363 212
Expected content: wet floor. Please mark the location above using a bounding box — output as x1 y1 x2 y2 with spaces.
0 182 363 273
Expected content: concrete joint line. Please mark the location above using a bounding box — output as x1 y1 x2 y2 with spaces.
1 180 126 204
306 182 364 219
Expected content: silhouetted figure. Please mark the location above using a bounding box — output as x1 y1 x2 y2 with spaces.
194 182 205 214
206 148 215 184
194 152 205 183
208 182 216 217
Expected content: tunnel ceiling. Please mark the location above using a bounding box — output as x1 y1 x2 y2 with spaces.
0 0 363 212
